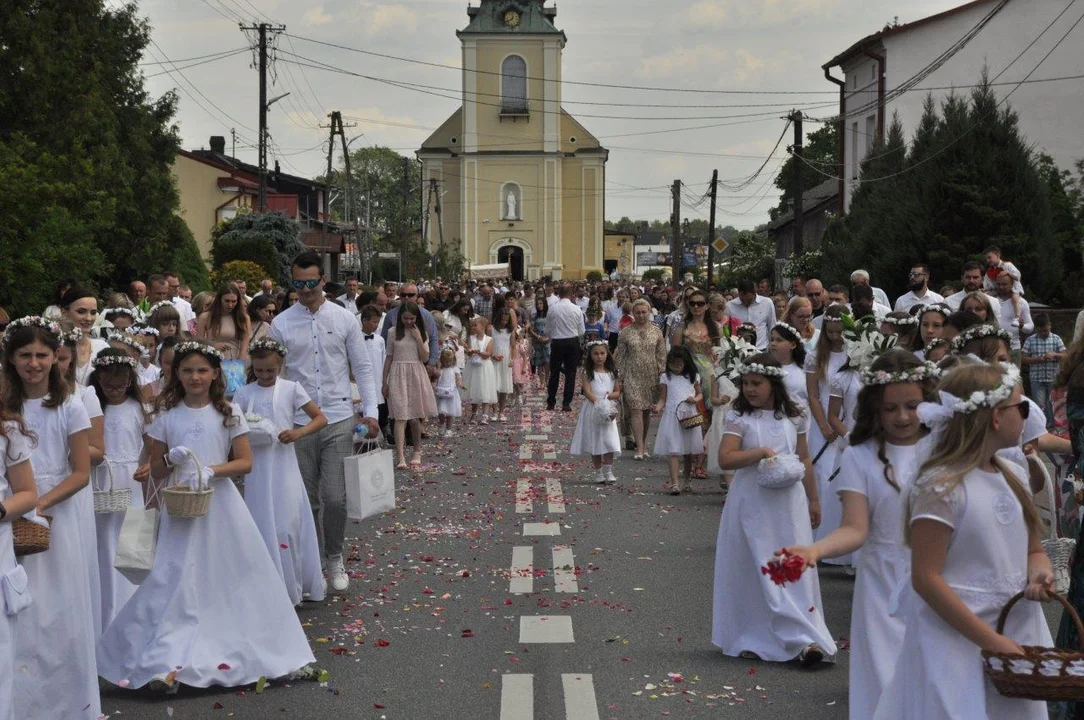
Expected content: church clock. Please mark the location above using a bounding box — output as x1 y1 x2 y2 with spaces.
503 9 521 28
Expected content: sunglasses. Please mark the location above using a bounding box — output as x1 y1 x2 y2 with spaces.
401 292 417 298
1003 400 1030 420
909 272 927 278
688 300 707 307
291 279 321 290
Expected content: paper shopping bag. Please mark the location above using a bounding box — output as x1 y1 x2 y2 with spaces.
344 448 396 520
114 506 159 584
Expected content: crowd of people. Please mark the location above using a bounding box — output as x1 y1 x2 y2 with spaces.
4 243 1084 717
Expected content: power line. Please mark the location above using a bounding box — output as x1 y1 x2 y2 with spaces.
143 49 248 78
139 47 248 66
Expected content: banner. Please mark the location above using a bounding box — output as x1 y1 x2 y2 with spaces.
466 263 511 280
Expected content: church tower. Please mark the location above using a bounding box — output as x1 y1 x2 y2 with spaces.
418 0 608 280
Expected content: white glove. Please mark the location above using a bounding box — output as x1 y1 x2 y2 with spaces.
167 446 190 466
200 466 217 484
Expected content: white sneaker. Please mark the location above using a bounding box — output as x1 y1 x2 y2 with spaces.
594 468 607 484
604 468 617 485
327 555 349 592
444 428 454 438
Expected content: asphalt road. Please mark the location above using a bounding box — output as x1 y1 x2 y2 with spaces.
100 382 1063 720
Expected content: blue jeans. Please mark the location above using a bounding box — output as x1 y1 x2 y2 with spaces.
1030 379 1053 428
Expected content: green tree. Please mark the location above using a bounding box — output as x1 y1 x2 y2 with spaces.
717 231 774 288
771 123 839 222
0 0 205 316
212 212 307 286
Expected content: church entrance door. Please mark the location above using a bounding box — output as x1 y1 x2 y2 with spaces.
497 245 525 281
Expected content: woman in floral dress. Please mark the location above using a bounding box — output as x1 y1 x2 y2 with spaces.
615 298 666 460
672 289 720 478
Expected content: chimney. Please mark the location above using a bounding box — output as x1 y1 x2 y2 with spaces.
209 136 226 154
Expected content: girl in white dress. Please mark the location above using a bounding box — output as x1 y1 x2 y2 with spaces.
820 359 864 568
714 352 834 666
97 341 315 690
435 348 465 436
804 309 848 546
704 368 738 481
2 317 99 718
653 346 705 495
784 350 939 716
570 341 623 485
770 322 809 409
87 349 149 629
491 307 517 422
233 339 328 606
0 412 39 720
465 316 498 424
873 362 1054 720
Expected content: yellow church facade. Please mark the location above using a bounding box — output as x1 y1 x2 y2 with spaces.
418 1 608 281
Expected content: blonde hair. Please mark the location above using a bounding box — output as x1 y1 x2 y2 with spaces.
905 363 1039 544
783 297 815 339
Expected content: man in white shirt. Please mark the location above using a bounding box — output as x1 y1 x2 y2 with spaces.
726 280 776 350
337 277 361 317
253 278 274 299
944 261 985 311
993 270 1034 361
894 263 945 314
163 271 196 329
849 269 891 309
851 285 890 321
545 284 586 411
269 252 380 592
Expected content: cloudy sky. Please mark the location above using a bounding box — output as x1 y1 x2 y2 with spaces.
136 0 969 229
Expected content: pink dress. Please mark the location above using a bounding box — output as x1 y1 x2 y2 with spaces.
513 332 531 385
387 334 438 420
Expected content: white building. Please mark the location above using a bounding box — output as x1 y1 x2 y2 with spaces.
823 0 1084 213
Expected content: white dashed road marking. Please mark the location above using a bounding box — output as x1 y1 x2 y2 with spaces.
545 479 565 514
500 674 534 720
525 434 549 441
516 479 533 514
523 522 560 537
519 443 533 461
542 443 557 461
519 615 575 643
510 546 534 595
552 545 578 593
562 674 601 720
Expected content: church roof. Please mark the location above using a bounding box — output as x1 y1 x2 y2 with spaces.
459 1 565 37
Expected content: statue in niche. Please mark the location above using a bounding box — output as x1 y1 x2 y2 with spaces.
506 191 517 220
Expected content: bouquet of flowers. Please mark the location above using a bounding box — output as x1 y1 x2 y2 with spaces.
761 549 806 586
714 329 758 379
841 314 897 373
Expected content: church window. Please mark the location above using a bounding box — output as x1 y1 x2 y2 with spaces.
501 55 528 113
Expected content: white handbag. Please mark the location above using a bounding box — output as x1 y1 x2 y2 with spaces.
114 479 161 584
243 382 281 448
344 444 397 521
1 564 32 616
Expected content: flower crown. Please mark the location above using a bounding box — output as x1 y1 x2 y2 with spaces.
92 354 138 369
924 338 949 354
942 363 1021 414
249 338 287 356
861 360 942 387
2 316 60 346
773 321 802 342
584 339 608 351
147 300 175 315
107 330 149 358
103 307 137 321
58 327 84 346
174 341 224 361
949 324 1011 354
918 303 950 321
882 314 919 327
128 325 160 337
735 361 786 379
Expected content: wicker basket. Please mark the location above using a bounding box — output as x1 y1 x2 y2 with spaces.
13 514 51 556
1037 455 1076 595
982 591 1084 701
162 448 214 519
93 458 132 514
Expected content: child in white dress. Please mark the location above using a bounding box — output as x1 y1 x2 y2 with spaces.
653 346 704 495
874 362 1053 720
703 369 738 481
3 317 100 718
491 307 517 422
87 349 149 629
0 413 39 720
435 348 464 436
570 341 623 484
784 350 938 715
770 322 809 409
713 352 835 666
819 359 863 567
234 339 328 606
97 341 315 690
804 309 847 544
465 316 498 424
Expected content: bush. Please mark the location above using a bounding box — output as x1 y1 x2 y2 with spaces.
212 234 278 280
641 268 667 282
585 270 603 282
212 212 307 286
211 260 266 293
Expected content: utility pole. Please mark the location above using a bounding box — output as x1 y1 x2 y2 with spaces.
320 111 358 272
707 169 718 288
670 179 682 284
241 22 285 212
230 128 236 158
791 110 805 258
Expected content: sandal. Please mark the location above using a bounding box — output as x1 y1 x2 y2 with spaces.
668 485 681 496
396 461 409 470
798 644 826 667
693 467 708 480
739 650 762 661
633 454 644 461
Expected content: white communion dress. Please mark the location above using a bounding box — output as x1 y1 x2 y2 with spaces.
835 439 921 719
77 384 105 637
653 373 704 456
873 463 1051 720
435 366 463 418
97 402 315 688
704 373 739 476
16 395 101 719
0 423 33 720
95 397 146 629
569 371 622 457
465 335 498 405
711 409 837 661
492 329 515 394
814 368 862 564
805 353 847 543
233 379 327 605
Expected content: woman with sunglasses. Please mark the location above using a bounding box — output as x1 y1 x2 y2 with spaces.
247 294 277 345
672 289 720 480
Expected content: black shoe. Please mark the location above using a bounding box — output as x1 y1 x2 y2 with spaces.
625 439 636 451
561 405 572 412
546 403 556 411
